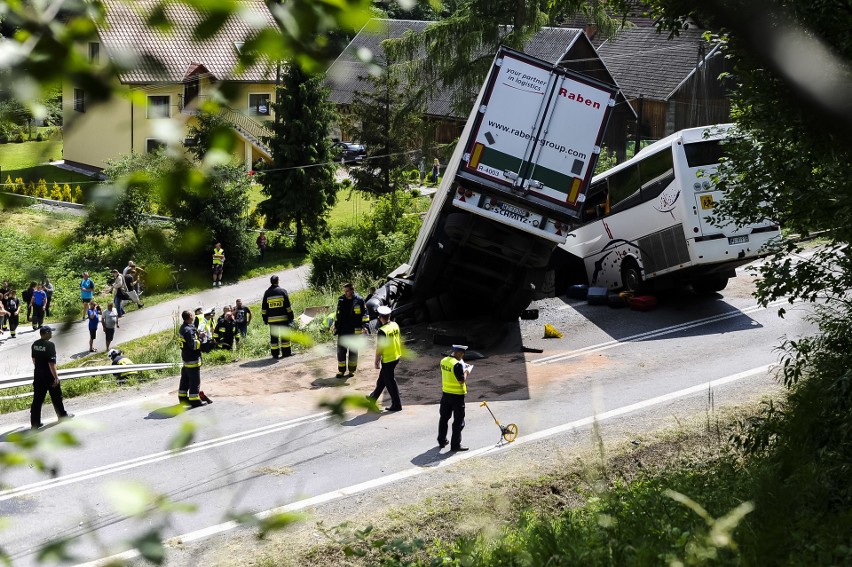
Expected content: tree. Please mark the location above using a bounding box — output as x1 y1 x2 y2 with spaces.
258 63 339 252
384 0 629 116
347 63 424 201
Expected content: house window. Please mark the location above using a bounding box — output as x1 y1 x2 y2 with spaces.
146 139 166 153
73 88 85 113
147 95 170 119
88 42 100 64
249 93 270 116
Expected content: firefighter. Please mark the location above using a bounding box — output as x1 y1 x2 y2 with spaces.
108 348 137 383
4 288 20 338
333 283 369 378
178 310 204 407
214 307 237 350
261 275 294 359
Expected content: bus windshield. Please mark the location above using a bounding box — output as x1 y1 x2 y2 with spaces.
684 140 726 167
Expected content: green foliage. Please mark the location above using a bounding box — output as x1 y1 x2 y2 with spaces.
346 64 424 197
308 190 427 288
258 64 339 251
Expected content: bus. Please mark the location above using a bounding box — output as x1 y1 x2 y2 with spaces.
558 124 781 294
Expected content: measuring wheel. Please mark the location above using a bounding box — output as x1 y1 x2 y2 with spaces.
501 423 518 443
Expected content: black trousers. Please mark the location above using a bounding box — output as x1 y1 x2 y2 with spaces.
336 335 358 374
438 392 466 449
270 324 291 358
32 305 45 329
370 359 401 410
178 364 202 406
8 314 19 337
31 378 68 427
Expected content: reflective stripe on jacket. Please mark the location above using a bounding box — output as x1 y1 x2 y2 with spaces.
441 356 466 395
377 321 402 363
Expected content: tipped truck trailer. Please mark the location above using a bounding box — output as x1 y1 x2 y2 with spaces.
404 46 618 321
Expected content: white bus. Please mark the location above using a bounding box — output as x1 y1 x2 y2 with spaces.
559 124 781 294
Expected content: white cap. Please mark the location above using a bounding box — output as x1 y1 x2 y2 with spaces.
205 307 216 315
108 348 120 358
451 344 468 351
377 305 392 316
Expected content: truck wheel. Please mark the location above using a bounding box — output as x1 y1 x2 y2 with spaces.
692 275 729 294
621 257 644 294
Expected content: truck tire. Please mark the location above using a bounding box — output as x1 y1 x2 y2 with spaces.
621 257 645 294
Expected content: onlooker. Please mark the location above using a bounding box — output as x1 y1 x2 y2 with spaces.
30 325 74 429
4 288 20 338
0 280 8 331
212 242 225 287
102 301 119 351
431 158 440 183
80 273 95 320
233 298 252 339
370 305 403 412
87 303 101 352
42 277 54 317
23 281 36 322
256 231 267 263
0 301 8 337
419 158 425 183
123 269 144 310
111 269 128 316
123 261 145 295
30 283 47 330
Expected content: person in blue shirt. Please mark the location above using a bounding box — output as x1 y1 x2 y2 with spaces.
80 272 95 320
30 283 47 330
87 303 101 352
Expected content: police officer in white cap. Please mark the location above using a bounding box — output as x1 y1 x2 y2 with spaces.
438 344 471 451
370 305 403 412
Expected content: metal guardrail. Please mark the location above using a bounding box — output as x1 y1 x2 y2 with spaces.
1 363 178 391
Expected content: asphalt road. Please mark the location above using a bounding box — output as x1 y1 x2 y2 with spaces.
0 265 311 377
0 267 817 566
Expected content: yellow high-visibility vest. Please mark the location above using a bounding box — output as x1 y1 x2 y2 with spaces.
377 321 402 363
212 247 224 265
441 356 466 394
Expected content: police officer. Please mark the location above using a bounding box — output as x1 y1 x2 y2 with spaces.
261 275 294 359
198 307 216 353
333 283 368 378
437 344 471 451
108 348 137 383
178 310 205 407
370 305 403 412
30 325 74 429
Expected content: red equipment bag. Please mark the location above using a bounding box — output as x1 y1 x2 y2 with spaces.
629 295 658 311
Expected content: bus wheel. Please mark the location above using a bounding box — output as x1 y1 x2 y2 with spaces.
621 257 644 294
692 275 729 294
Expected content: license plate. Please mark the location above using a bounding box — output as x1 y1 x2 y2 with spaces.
728 235 749 245
499 202 528 218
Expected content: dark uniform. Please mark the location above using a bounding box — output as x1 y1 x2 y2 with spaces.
214 315 237 350
30 329 71 428
370 313 403 411
178 320 203 407
22 284 34 322
261 277 294 358
334 291 368 377
4 294 20 337
0 282 8 331
438 351 468 451
110 352 137 382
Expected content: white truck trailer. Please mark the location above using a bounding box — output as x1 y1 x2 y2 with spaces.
400 46 618 320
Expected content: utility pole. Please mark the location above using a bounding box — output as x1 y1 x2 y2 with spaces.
634 95 644 156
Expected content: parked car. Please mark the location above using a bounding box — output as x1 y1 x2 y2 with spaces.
332 141 366 163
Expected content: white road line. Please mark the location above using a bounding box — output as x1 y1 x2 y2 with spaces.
534 298 790 365
74 363 774 567
0 411 332 502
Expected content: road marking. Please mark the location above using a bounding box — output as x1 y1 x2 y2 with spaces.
0 411 332 502
74 363 774 567
534 298 791 365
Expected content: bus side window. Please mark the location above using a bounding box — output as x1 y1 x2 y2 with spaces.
583 179 609 221
639 148 675 201
608 165 641 213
